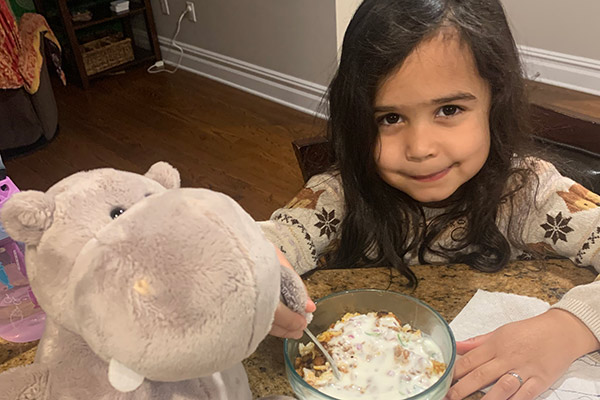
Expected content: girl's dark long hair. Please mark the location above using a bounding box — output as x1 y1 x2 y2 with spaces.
325 0 537 287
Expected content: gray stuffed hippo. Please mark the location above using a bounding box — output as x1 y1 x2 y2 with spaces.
0 162 307 400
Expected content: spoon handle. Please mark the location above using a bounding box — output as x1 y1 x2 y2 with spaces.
303 328 342 380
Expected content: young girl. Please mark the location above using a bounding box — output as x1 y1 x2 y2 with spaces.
260 0 600 399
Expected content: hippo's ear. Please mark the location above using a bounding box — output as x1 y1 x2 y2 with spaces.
0 191 55 246
144 162 180 189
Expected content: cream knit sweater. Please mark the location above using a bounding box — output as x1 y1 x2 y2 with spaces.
259 159 600 349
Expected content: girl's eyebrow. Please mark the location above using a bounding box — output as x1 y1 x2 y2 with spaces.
374 92 477 112
430 92 477 105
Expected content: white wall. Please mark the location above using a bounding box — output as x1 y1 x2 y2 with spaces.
150 0 338 115
501 0 600 96
502 0 600 60
331 1 600 99
334 0 362 59
148 0 600 117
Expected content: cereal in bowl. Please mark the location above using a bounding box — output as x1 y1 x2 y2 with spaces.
295 311 446 399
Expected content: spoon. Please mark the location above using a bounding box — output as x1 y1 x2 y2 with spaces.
277 268 341 380
303 327 342 380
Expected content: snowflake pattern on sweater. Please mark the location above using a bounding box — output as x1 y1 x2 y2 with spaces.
258 159 600 345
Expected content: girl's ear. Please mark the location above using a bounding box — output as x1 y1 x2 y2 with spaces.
144 162 181 189
0 191 55 246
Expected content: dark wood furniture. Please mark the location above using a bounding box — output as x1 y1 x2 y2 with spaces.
0 37 58 156
33 0 160 88
291 135 333 183
292 105 600 193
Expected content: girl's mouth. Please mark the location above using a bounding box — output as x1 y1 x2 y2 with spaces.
410 166 452 182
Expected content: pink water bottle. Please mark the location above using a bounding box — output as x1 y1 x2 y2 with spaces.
0 173 46 343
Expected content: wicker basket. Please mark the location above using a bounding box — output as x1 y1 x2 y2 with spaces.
81 35 135 76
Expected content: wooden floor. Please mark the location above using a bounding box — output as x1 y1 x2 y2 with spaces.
4 69 600 221
527 80 600 123
5 68 325 221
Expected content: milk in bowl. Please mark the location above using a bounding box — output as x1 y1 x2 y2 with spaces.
284 290 456 400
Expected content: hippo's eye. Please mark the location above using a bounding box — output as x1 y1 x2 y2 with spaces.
110 207 126 219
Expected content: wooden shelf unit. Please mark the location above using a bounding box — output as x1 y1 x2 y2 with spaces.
89 46 155 81
72 4 146 31
35 0 161 88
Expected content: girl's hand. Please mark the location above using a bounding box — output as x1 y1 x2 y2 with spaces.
269 246 316 339
446 308 600 400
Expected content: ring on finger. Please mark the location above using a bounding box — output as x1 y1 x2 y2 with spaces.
506 371 524 387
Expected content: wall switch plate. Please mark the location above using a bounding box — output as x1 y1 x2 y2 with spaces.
159 0 169 15
185 1 196 22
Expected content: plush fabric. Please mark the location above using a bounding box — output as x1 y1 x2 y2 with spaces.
0 162 301 400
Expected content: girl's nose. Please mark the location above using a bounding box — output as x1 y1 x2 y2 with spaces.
404 123 437 162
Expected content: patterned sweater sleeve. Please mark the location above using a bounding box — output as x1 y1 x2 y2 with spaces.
517 159 600 348
258 172 345 275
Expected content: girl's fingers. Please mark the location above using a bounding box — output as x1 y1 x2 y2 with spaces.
269 302 307 339
447 359 503 400
306 298 316 313
456 331 494 354
509 377 546 400
453 335 495 380
269 325 303 339
450 311 596 400
480 372 522 400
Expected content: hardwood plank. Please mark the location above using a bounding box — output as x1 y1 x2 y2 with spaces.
526 80 600 123
4 68 325 220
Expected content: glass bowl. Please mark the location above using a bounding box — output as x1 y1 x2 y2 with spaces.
284 289 456 400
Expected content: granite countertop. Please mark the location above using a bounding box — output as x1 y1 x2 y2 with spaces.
244 259 597 398
0 259 596 398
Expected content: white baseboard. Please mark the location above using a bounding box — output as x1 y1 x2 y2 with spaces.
156 38 600 117
158 36 328 118
519 45 600 97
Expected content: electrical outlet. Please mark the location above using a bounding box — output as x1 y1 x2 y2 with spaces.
159 0 169 15
185 1 196 22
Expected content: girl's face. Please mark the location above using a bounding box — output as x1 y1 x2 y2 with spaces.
373 31 491 203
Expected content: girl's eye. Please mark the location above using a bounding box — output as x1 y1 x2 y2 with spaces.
377 113 403 125
436 105 463 117
110 207 126 219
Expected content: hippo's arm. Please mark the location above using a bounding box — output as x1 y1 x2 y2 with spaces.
0 363 50 400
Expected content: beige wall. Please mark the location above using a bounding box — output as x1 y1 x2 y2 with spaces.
151 0 338 86
334 0 600 62
148 0 599 110
335 0 362 56
501 0 600 60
